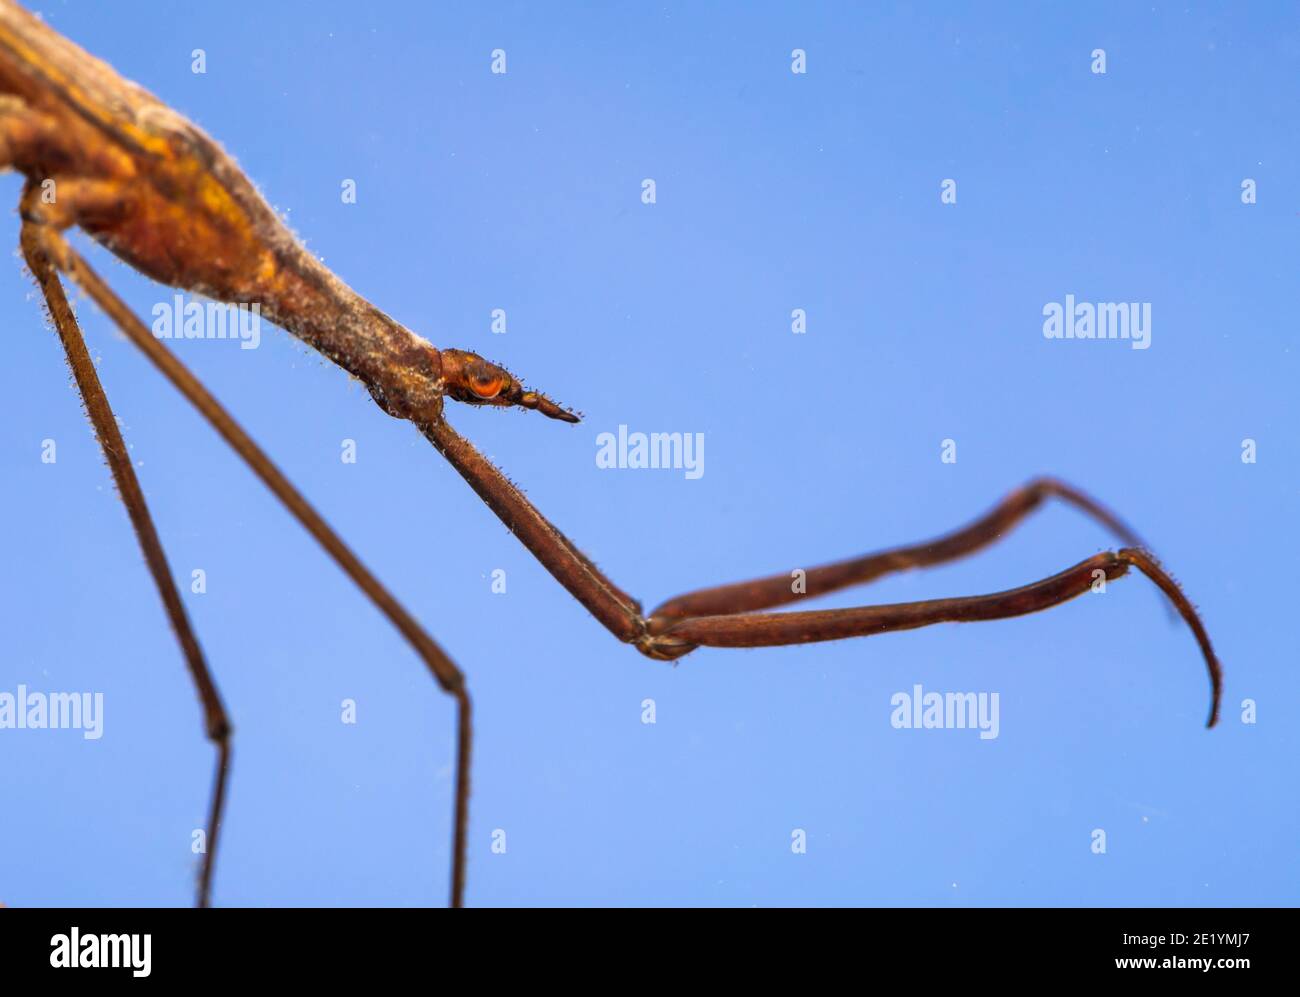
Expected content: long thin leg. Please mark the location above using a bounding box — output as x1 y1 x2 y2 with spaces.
423 413 1218 726
37 227 472 907
648 477 1149 621
425 408 1217 713
21 222 232 906
654 548 1222 727
422 417 646 643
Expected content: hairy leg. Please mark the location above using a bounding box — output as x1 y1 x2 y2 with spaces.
22 220 232 906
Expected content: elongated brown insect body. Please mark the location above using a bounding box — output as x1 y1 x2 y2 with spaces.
1 0 1223 908
0 1 575 425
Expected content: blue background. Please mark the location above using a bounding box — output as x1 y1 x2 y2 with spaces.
1 1 1294 906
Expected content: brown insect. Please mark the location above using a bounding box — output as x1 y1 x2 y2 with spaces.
0 0 1222 907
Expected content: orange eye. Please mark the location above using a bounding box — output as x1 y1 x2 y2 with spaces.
468 373 506 399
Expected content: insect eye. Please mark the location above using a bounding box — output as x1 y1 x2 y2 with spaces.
468 372 506 399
